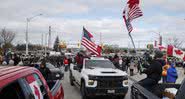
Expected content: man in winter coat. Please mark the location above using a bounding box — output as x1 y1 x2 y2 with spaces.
113 54 120 69
39 61 51 80
13 54 20 66
138 50 163 90
129 58 135 76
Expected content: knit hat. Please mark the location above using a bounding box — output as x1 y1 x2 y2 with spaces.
154 50 163 59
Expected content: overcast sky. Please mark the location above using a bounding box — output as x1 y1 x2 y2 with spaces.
0 0 185 48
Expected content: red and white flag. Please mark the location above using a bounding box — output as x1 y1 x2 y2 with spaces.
167 45 185 61
81 27 102 56
123 0 143 33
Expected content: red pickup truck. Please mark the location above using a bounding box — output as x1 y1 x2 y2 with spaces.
0 66 64 99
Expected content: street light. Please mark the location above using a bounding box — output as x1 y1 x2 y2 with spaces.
25 14 42 55
150 30 162 45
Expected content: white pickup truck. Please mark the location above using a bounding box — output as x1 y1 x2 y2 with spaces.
69 57 128 99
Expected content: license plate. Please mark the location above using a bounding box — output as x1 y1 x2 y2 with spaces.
107 90 115 94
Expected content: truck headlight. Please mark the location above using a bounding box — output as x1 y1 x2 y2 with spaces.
123 80 128 86
88 80 95 85
56 74 60 77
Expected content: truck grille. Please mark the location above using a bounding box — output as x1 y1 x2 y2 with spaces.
96 76 124 88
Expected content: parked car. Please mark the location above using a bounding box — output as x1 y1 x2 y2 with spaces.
0 66 64 99
45 63 64 81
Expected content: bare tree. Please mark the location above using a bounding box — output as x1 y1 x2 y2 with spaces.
0 28 15 44
0 28 16 52
165 36 184 48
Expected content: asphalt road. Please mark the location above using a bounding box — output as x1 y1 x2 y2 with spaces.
61 70 132 99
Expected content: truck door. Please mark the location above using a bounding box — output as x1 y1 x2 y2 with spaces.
72 65 81 84
75 68 82 84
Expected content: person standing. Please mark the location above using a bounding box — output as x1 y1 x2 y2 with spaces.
113 54 120 69
0 55 3 65
129 58 135 76
125 57 130 72
138 50 163 90
183 61 185 74
162 62 170 83
121 57 127 71
39 61 51 80
63 57 69 71
166 63 178 83
13 54 20 66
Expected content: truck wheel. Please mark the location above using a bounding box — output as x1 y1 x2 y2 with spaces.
69 71 74 86
81 82 89 99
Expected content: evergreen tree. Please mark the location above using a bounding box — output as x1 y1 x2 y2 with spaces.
53 36 60 52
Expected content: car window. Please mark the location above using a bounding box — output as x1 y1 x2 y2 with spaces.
0 80 26 99
33 74 49 99
46 63 55 69
25 74 49 99
85 60 115 69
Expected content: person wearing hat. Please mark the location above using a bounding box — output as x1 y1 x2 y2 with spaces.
138 50 163 90
39 61 51 80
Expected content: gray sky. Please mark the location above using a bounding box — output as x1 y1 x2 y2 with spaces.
0 0 185 48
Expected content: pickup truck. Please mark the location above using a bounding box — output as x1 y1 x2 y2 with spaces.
0 66 64 99
131 78 185 99
69 57 128 99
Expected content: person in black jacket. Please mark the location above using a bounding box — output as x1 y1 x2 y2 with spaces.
138 50 163 90
13 54 21 66
113 54 120 69
39 61 51 80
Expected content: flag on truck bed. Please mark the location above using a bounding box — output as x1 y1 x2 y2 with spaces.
81 27 101 56
123 0 143 33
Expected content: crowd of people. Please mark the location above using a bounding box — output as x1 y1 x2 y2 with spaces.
0 53 21 66
0 49 182 88
106 54 141 76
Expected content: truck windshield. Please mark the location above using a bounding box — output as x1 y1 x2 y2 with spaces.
85 60 115 69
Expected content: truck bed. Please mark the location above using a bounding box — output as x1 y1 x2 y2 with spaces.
131 83 181 99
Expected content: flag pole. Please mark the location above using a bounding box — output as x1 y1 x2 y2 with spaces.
128 33 136 53
128 32 144 73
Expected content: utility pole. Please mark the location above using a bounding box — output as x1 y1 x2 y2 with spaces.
45 33 47 56
41 33 44 50
100 32 102 45
159 35 162 45
25 14 42 55
48 26 51 48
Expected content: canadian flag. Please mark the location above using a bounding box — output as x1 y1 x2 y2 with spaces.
167 45 185 61
158 44 167 51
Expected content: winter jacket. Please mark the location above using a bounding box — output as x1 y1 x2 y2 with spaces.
167 64 178 83
143 59 163 82
39 67 51 80
75 54 84 65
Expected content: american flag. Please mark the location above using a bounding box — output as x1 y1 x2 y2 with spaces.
81 27 101 56
123 0 143 33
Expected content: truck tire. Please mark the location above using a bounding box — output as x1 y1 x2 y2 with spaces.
69 71 74 86
81 82 89 99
